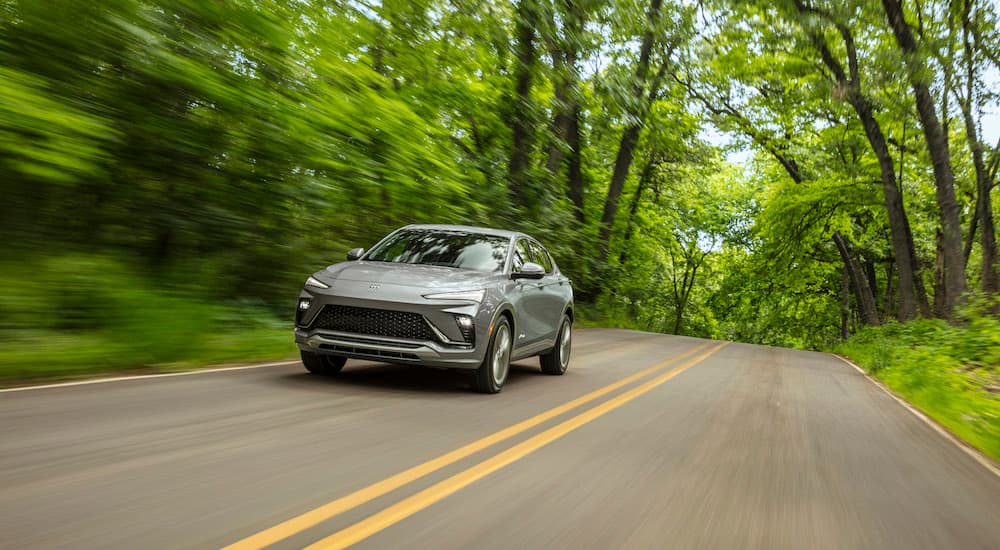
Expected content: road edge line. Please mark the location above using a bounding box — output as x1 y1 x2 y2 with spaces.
0 360 303 393
833 354 1000 479
0 329 665 393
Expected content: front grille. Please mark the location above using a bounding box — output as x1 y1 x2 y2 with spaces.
309 305 437 341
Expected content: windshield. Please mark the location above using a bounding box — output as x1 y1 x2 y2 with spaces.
364 230 511 272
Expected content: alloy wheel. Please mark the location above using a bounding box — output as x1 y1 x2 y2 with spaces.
492 323 511 385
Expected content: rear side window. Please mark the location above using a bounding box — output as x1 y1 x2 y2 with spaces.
529 241 553 273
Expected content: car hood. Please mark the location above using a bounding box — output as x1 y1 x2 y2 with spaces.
316 261 496 289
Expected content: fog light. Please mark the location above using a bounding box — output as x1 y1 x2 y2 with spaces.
454 314 475 344
295 299 312 327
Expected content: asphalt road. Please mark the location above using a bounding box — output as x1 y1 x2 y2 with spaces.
2 328 999 549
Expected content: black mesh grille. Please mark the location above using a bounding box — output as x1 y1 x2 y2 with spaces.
309 305 437 341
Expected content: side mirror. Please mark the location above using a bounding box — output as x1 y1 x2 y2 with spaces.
511 262 545 280
347 247 365 261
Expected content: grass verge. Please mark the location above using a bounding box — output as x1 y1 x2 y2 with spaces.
832 315 1000 463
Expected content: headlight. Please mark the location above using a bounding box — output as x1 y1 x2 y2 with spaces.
423 289 485 302
305 276 329 289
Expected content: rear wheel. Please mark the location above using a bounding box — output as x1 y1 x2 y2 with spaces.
472 317 511 394
540 315 571 375
301 351 346 376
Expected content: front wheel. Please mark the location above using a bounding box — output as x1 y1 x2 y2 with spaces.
540 315 571 375
472 317 512 394
301 351 346 376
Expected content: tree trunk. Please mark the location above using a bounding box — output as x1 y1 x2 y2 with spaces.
833 231 881 326
544 84 571 176
956 0 998 293
543 0 585 181
864 258 878 304
893 118 929 317
904 217 933 316
542 0 587 223
566 102 585 222
964 199 979 268
669 242 704 335
792 1 924 321
882 0 967 315
599 125 644 252
884 259 895 318
618 155 657 266
934 229 947 316
597 0 663 262
841 263 851 340
507 0 538 210
959 106 998 293
849 94 923 320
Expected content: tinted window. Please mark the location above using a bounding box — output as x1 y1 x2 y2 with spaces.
512 239 533 272
366 230 510 272
529 241 553 273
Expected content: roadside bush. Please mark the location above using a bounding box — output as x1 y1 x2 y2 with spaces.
574 297 644 331
0 255 295 381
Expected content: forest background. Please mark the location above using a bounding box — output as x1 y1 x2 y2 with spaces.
1 0 998 457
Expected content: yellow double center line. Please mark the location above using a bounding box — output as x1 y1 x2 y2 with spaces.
225 340 727 550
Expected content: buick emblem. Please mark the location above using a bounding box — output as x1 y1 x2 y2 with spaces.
368 283 380 293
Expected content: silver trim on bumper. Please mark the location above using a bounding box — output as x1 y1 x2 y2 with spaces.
295 329 483 369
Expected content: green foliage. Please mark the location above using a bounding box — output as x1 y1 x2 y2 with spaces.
573 301 645 331
0 256 295 381
834 313 1000 461
0 0 998 471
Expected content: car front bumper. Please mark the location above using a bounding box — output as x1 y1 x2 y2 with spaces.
294 328 484 369
294 285 494 369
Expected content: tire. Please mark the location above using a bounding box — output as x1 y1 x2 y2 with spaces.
540 315 572 375
472 316 512 394
301 351 346 376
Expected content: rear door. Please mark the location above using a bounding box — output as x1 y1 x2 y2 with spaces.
527 240 567 344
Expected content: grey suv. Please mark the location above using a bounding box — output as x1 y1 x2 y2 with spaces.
294 225 574 393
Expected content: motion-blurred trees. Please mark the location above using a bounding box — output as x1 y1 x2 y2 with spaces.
1 0 998 350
